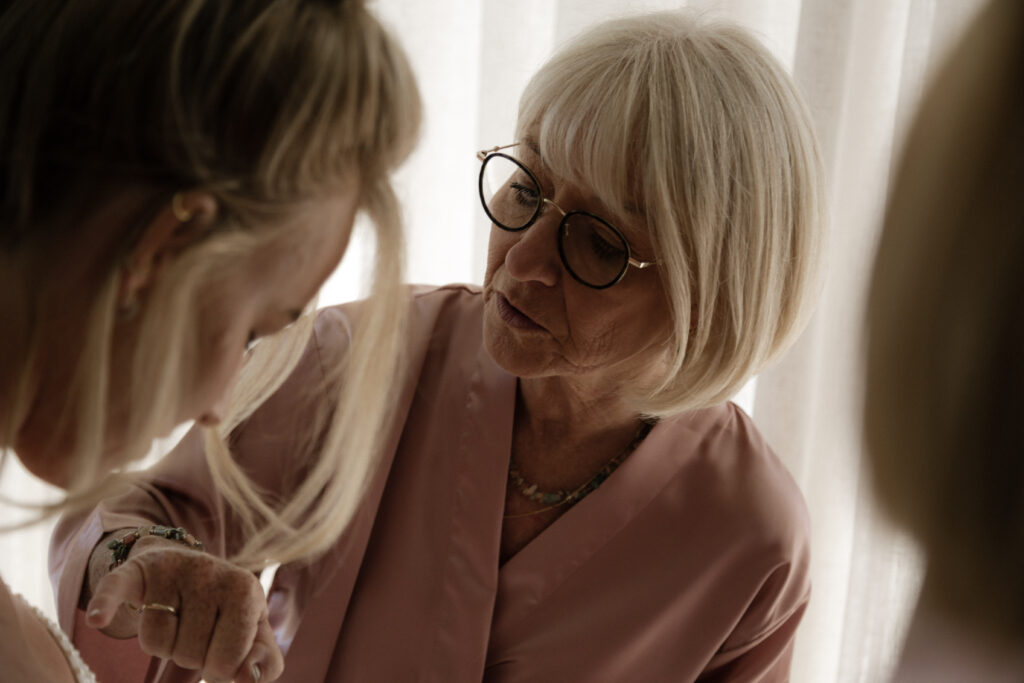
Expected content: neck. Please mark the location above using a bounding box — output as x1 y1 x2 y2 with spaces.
509 375 651 501
517 374 642 444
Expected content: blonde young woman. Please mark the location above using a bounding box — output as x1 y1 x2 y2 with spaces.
1 1 419 682
56 11 825 682
865 0 1024 680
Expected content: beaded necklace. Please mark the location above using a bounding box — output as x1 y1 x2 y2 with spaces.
504 419 655 519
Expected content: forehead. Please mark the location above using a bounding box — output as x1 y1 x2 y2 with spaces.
515 136 647 238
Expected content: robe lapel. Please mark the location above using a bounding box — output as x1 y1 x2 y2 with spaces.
490 405 727 646
284 304 517 682
425 340 517 678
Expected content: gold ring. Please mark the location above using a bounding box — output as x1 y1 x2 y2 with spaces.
130 602 178 615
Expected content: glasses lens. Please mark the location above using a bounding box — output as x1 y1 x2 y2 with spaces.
559 214 629 287
480 154 540 230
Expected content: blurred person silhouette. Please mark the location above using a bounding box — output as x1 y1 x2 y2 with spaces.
864 0 1024 680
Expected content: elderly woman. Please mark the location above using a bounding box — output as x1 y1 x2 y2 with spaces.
1 1 419 681
54 11 824 682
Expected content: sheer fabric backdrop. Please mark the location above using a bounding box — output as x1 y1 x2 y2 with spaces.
0 1 984 681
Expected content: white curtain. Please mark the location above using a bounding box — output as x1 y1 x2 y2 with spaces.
0 1 985 681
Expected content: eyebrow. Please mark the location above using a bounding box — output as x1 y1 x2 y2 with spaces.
521 137 542 160
519 138 645 222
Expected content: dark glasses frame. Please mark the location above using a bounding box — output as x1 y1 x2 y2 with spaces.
477 143 657 289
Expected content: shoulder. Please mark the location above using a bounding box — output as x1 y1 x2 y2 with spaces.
312 283 483 353
656 403 812 655
409 282 483 306
309 284 490 409
228 285 487 490
657 401 810 567
670 403 805 515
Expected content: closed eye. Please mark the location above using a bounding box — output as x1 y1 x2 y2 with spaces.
510 182 539 206
589 229 625 261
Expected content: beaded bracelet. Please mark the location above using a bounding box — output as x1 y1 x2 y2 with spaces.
107 525 204 570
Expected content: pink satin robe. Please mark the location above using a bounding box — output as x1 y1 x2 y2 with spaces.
50 284 811 682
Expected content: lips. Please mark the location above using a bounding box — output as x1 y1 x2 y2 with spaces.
495 292 545 331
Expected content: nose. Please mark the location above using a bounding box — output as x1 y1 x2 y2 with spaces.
503 199 565 287
196 386 231 428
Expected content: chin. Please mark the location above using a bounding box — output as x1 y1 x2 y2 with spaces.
482 311 557 379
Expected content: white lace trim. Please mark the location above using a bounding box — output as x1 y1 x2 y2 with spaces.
16 595 98 683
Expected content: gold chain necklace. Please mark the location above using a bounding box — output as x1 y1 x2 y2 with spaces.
503 420 655 519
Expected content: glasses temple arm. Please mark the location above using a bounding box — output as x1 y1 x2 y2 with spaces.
476 142 521 161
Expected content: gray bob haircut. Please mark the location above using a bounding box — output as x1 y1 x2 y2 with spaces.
517 11 826 417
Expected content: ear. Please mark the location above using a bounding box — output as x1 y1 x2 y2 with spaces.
118 192 218 307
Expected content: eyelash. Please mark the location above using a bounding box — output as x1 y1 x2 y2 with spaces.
589 231 623 260
511 182 538 206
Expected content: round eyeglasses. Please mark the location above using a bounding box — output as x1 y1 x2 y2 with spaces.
477 145 656 289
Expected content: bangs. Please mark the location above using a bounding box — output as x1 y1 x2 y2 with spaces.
516 48 650 223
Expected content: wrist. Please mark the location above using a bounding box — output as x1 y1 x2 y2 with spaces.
107 525 204 570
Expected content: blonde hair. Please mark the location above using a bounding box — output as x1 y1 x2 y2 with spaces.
0 0 420 566
517 11 826 417
865 0 1024 642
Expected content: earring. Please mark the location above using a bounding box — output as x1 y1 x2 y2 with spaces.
171 193 193 223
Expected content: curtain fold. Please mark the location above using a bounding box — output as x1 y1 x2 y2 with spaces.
753 1 983 680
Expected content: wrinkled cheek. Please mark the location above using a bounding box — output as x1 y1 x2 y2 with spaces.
560 326 616 371
483 227 515 286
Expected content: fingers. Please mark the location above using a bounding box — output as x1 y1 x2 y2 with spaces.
201 575 272 682
135 585 182 661
200 604 259 681
87 548 281 682
234 618 284 683
85 560 145 629
164 592 216 670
